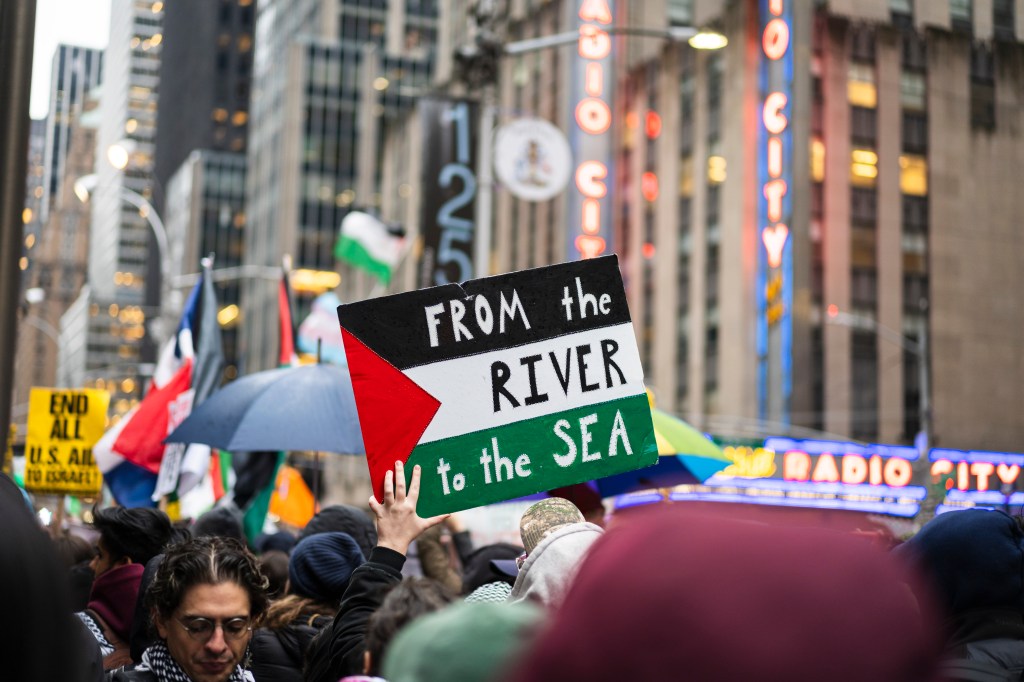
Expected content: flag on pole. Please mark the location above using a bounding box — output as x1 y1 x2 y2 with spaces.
170 259 225 498
94 278 203 507
297 292 348 365
334 211 404 284
239 268 296 542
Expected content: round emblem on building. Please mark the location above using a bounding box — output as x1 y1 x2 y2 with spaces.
493 118 572 202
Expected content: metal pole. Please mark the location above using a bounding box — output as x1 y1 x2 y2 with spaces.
0 0 37 454
918 315 930 457
474 85 496 279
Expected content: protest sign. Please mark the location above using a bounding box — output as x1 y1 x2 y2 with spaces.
24 388 109 496
338 255 657 516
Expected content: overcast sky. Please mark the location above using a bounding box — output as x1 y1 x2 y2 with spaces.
31 0 110 119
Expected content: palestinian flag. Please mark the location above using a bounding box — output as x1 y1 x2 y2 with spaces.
338 255 657 517
334 211 404 284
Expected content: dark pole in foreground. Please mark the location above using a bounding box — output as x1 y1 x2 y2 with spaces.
0 0 38 453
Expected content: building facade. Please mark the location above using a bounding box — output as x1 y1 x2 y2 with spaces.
241 0 437 371
164 150 249 378
153 0 256 377
421 0 1024 453
14 101 100 424
64 0 164 414
40 44 104 224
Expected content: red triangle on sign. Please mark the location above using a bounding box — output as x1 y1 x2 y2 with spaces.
341 329 441 502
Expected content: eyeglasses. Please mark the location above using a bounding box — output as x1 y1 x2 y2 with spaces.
176 617 252 641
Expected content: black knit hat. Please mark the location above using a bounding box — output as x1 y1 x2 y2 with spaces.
289 532 366 602
192 506 244 543
460 543 523 594
300 504 377 558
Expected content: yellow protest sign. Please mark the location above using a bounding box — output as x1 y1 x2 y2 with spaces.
25 388 109 496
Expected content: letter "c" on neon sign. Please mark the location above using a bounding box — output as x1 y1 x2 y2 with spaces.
763 92 788 134
575 161 608 198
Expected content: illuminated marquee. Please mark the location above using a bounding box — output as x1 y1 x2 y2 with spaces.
929 448 1024 514
568 0 615 260
625 437 928 518
756 0 794 422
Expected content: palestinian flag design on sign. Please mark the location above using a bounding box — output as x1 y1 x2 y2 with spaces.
338 255 657 517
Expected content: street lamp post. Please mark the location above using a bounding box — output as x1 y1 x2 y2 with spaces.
73 173 174 342
455 12 727 278
825 305 930 456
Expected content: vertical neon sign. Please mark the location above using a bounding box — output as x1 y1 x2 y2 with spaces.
568 0 615 260
756 0 793 422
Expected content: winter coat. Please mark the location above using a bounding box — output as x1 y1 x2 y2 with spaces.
508 522 603 608
248 614 332 682
303 546 406 682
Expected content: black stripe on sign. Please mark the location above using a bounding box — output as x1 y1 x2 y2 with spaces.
337 255 632 370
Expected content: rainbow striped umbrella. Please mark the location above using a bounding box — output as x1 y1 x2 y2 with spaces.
596 408 729 498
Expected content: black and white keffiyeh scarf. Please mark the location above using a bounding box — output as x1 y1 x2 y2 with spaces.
139 643 253 682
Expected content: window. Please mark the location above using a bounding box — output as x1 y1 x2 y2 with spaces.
994 0 1015 41
951 0 972 32
851 268 877 307
668 0 694 26
901 72 926 110
899 155 928 195
851 187 877 226
851 332 878 440
890 0 912 19
902 31 927 72
848 63 877 108
903 273 928 312
902 111 927 153
970 44 995 130
851 26 876 63
902 195 928 234
851 106 877 145
811 138 825 183
850 148 878 187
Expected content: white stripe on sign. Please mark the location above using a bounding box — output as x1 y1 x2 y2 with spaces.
407 322 645 444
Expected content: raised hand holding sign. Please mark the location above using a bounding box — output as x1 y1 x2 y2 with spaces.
338 255 657 516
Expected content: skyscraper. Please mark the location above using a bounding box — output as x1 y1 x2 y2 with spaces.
40 44 103 224
154 0 256 379
62 0 164 413
241 0 437 371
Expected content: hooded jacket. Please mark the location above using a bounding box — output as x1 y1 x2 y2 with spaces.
249 614 332 682
508 522 603 608
899 508 1024 676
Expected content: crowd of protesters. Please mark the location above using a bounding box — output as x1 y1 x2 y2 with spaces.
4 460 1024 681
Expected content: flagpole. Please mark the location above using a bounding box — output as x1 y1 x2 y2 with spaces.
313 339 322 507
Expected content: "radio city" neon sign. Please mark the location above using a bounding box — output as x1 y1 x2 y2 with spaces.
570 0 614 260
761 0 790 300
767 438 919 488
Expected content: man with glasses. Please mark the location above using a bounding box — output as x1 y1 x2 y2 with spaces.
110 536 268 682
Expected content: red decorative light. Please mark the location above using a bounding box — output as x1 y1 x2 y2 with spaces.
644 111 662 139
641 172 659 202
642 242 656 259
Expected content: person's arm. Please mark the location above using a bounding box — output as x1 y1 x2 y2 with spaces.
303 461 447 682
445 513 475 566
415 526 462 594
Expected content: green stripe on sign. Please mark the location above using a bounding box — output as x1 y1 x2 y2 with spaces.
407 392 657 517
